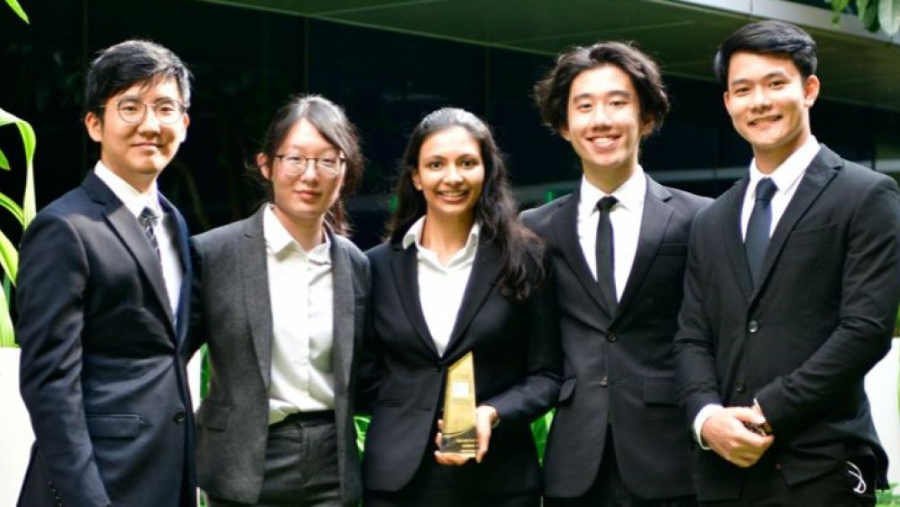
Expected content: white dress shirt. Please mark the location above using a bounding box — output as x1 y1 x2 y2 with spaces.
263 206 336 424
692 135 821 446
402 217 481 356
94 162 182 317
577 165 647 301
740 135 820 240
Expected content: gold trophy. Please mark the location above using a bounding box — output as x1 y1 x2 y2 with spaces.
440 351 478 457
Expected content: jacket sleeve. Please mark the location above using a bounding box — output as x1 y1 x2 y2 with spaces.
16 211 110 506
674 208 724 425
483 255 563 424
756 176 900 436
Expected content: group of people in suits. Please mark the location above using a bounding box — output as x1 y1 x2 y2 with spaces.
13 18 900 507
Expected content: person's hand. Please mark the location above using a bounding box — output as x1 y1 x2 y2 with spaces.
434 405 499 465
700 406 774 468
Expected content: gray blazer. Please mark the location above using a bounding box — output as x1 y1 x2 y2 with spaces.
188 205 369 506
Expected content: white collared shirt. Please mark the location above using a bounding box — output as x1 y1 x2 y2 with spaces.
263 206 335 423
94 162 182 317
740 135 820 239
692 135 821 447
402 217 481 356
576 165 647 302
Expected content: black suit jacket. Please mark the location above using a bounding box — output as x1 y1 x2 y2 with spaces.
522 175 711 499
360 237 562 495
16 172 195 507
675 145 900 502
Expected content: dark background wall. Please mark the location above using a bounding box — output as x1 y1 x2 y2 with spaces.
1 0 898 249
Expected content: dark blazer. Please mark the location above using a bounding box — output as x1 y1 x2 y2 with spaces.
16 172 195 507
522 175 711 499
675 145 900 502
189 205 369 507
361 237 562 495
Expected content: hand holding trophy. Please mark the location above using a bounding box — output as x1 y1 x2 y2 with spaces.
434 352 498 465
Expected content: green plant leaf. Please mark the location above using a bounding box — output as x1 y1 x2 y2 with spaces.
0 108 37 227
17 120 36 226
0 191 25 225
0 146 9 170
879 0 900 35
0 228 19 285
4 0 29 24
0 281 14 348
828 0 852 24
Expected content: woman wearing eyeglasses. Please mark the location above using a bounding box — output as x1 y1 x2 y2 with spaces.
188 95 369 507
359 108 562 507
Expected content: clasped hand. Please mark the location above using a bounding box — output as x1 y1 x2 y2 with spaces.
701 406 774 468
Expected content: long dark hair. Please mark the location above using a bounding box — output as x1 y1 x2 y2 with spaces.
252 94 363 235
386 107 545 301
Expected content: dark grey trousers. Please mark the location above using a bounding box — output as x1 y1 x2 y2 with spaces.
207 418 341 507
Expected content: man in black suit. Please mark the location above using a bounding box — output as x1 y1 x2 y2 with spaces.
674 20 900 506
523 41 710 507
16 40 196 507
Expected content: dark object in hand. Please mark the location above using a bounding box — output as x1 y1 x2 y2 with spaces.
743 421 770 436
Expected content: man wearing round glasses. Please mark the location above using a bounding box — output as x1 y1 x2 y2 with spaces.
16 40 196 507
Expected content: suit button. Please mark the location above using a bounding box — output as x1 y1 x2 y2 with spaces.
173 411 186 423
735 381 747 394
748 321 759 334
607 333 617 342
600 376 609 387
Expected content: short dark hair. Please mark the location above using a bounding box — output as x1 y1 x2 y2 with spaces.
253 94 364 236
85 39 192 117
533 41 669 135
386 107 545 301
714 20 818 87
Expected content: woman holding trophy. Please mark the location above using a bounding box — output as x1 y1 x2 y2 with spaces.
360 107 562 507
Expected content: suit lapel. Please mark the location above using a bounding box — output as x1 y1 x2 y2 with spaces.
444 240 501 357
84 174 176 337
550 191 613 317
390 242 440 357
241 207 275 387
160 194 191 342
329 232 355 392
616 177 672 318
752 147 838 300
719 178 754 301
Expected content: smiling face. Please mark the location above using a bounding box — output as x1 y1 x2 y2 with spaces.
85 77 189 193
412 125 485 227
724 51 819 173
561 64 653 193
259 118 345 231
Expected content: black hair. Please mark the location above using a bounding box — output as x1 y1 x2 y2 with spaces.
252 94 363 236
386 107 545 301
714 20 818 87
85 39 192 117
533 40 669 136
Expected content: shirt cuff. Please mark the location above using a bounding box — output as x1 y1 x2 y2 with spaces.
693 403 723 450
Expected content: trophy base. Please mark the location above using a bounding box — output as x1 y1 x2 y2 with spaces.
440 426 479 457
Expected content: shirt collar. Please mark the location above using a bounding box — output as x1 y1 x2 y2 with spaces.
578 164 647 216
402 216 481 256
263 204 331 263
748 135 819 197
94 161 161 218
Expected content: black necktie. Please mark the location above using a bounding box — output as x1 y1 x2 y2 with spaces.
745 178 777 284
596 196 618 313
138 207 161 260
